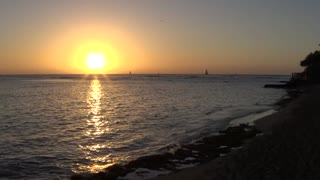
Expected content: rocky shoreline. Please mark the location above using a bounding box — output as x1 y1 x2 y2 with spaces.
71 123 263 180
71 86 305 180
151 85 320 180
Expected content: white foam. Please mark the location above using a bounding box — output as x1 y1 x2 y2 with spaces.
229 109 276 126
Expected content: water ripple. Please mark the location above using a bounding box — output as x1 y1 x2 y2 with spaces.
0 75 289 179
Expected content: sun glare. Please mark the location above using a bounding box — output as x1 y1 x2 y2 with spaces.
73 41 119 74
86 53 106 70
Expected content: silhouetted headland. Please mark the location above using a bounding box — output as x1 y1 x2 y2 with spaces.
265 49 320 88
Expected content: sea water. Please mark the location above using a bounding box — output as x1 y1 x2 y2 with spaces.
0 74 288 179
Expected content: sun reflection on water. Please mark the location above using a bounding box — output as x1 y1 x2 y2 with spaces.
78 79 115 173
86 80 106 137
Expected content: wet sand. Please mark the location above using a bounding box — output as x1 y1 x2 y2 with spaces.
151 85 320 180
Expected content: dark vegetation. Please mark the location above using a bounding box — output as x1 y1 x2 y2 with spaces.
300 50 320 81
265 48 320 88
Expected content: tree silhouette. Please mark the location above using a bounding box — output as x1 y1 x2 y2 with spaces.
300 50 320 81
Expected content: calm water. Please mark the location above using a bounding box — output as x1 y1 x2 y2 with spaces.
0 74 288 179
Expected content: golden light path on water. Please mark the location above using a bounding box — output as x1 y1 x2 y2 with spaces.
78 79 114 173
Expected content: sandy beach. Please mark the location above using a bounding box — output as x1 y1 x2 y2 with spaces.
151 85 320 180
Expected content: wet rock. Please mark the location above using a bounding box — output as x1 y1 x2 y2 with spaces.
71 124 262 179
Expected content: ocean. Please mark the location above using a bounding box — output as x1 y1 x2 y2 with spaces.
0 74 288 179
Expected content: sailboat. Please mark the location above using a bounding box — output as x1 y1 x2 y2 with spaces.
205 69 208 75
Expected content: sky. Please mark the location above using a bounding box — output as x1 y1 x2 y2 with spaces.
0 0 320 74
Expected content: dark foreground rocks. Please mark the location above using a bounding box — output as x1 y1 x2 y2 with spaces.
152 85 320 180
71 124 261 180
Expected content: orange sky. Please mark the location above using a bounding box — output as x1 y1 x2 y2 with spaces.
1 0 319 74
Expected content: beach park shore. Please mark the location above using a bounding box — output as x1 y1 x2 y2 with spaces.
150 85 320 180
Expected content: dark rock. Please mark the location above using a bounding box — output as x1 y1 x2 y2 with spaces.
71 124 262 179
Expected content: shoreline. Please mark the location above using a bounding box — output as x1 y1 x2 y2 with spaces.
71 91 293 180
71 121 263 180
151 85 319 180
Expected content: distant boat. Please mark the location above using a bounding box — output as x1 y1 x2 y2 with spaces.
205 69 208 75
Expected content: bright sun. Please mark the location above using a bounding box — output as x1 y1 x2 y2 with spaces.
86 53 106 70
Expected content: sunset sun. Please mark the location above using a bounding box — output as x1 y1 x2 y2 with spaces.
86 53 106 70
